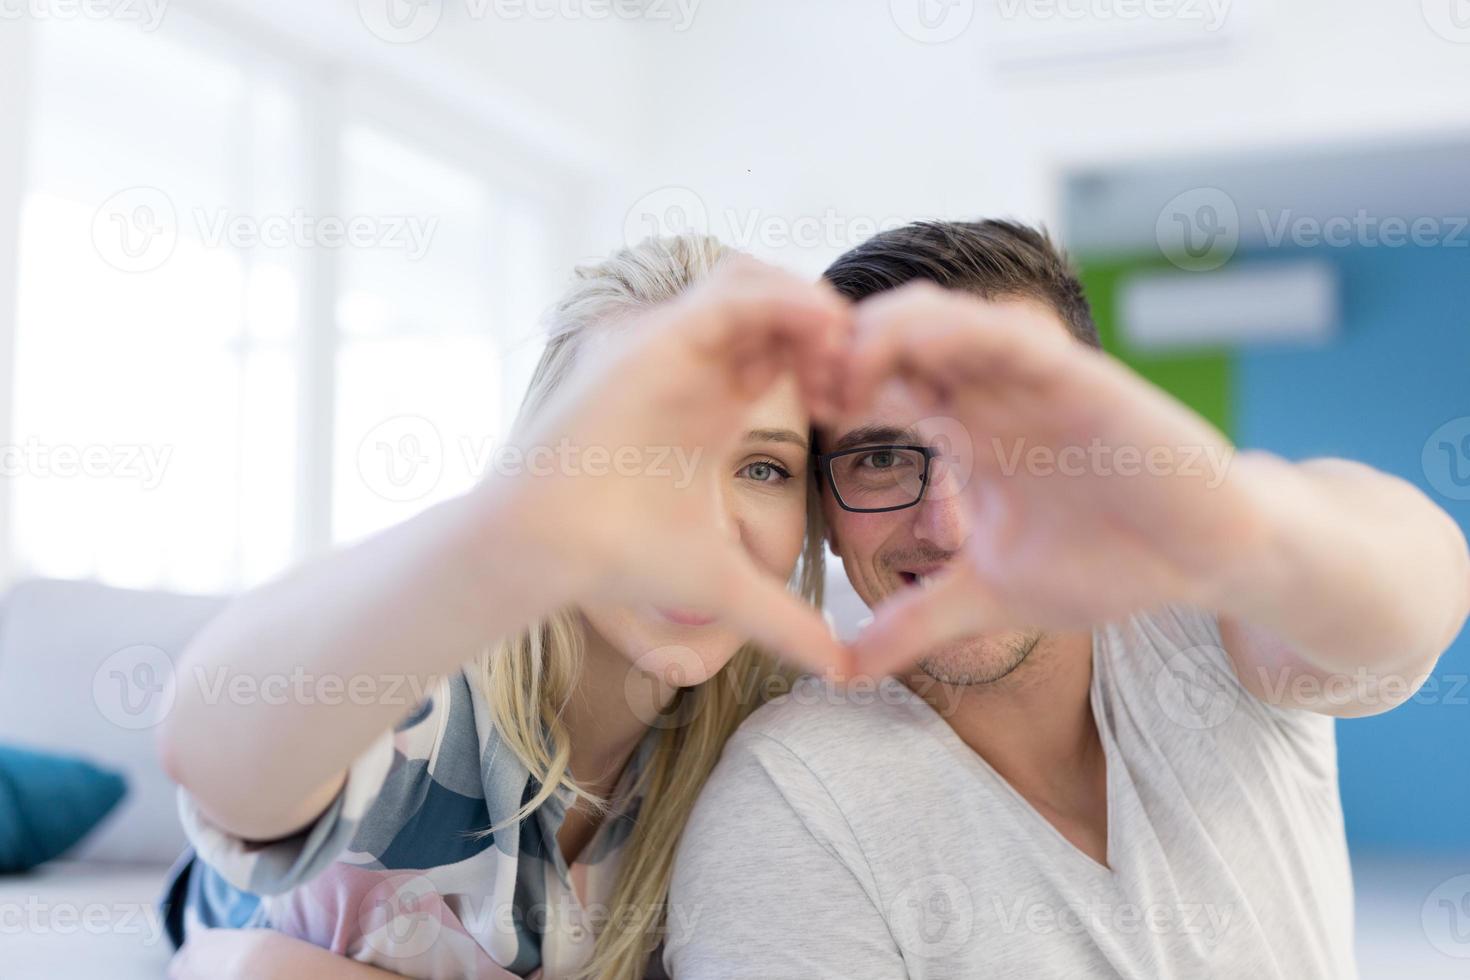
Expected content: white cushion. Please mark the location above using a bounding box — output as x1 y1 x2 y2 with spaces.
0 579 227 864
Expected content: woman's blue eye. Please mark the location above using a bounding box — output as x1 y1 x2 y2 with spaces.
742 460 792 483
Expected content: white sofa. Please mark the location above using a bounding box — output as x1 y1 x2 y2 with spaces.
0 578 228 980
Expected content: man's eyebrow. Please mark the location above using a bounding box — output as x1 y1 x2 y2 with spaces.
745 428 810 451
829 424 916 453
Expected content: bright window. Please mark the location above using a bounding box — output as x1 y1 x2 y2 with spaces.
10 16 557 593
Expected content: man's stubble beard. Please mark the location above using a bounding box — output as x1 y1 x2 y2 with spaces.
916 628 1046 686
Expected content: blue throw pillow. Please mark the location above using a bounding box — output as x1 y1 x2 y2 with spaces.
0 744 127 873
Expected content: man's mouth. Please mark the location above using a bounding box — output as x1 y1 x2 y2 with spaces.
896 567 944 589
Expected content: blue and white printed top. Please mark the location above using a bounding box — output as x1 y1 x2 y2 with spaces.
162 666 664 979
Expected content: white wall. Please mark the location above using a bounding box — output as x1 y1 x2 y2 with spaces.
603 0 1470 274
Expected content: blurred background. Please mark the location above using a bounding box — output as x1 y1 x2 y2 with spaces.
0 0 1467 976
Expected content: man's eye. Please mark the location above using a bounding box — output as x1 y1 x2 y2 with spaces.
858 451 896 469
741 460 791 483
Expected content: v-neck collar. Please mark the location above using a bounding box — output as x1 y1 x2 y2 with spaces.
534 725 658 886
890 629 1119 880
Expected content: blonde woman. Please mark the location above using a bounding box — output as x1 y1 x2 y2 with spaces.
159 236 851 980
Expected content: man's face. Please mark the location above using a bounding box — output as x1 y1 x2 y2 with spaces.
820 380 1042 686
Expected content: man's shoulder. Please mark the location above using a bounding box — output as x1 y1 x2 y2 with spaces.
724 674 938 779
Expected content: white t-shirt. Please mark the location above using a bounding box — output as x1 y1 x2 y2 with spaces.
665 605 1355 979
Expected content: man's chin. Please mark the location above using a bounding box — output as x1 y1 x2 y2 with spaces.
910 629 1042 687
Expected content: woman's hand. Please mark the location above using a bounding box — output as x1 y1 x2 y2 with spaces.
496 257 853 674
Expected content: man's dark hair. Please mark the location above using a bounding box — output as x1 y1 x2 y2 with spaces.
822 219 1101 349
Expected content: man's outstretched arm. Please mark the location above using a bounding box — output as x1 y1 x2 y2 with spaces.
837 283 1470 717
1211 453 1470 717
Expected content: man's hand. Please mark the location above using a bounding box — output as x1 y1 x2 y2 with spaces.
838 283 1270 676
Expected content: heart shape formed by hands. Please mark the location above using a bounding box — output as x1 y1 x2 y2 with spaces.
519 259 1258 683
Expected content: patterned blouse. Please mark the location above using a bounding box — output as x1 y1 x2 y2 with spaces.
160 666 665 979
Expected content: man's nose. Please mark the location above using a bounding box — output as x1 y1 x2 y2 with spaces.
910 462 970 552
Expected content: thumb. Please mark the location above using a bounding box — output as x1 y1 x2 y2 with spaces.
715 558 852 679
851 568 999 677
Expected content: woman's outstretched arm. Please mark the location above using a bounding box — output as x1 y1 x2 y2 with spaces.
158 479 573 841
157 259 851 844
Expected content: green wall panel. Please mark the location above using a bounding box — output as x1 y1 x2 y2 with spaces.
1075 253 1236 442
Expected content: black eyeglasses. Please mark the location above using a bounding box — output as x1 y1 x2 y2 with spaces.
814 444 939 513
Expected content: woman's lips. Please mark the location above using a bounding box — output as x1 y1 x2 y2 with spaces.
656 607 719 627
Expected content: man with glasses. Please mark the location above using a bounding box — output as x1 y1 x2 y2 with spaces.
665 220 1470 978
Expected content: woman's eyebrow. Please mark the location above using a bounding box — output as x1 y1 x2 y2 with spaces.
744 428 810 451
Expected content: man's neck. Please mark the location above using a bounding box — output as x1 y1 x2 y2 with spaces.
901 629 1101 809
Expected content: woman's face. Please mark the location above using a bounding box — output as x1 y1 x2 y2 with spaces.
580 374 812 691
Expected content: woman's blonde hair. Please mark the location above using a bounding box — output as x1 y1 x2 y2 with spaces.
476 235 825 979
